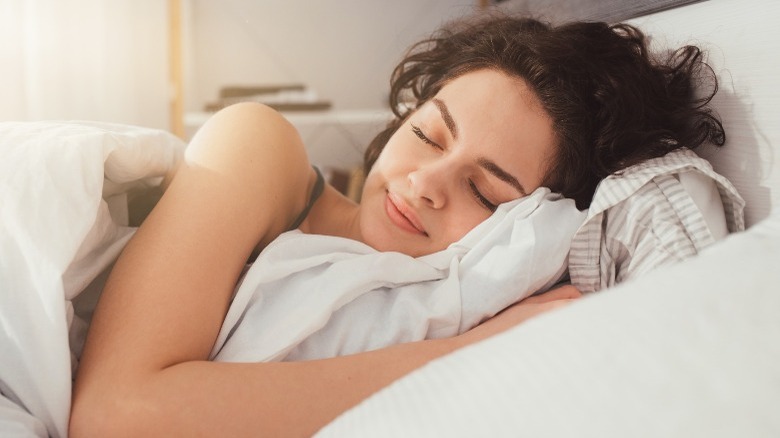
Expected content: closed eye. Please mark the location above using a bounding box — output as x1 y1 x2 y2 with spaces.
469 180 498 212
410 124 442 150
411 122 495 212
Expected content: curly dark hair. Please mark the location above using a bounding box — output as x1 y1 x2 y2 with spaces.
363 15 724 209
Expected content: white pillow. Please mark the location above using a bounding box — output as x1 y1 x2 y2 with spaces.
319 214 780 437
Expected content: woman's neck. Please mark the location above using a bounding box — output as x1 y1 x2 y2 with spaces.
298 184 362 242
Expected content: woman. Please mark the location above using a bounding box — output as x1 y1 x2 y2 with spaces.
70 15 724 436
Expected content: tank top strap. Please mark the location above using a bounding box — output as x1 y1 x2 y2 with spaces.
288 166 325 230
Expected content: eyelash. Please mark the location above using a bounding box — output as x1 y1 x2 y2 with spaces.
410 124 497 212
469 180 498 211
410 124 442 150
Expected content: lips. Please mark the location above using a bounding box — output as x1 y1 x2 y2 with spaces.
385 192 427 236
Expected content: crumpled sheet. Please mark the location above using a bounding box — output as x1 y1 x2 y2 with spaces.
0 121 184 438
212 187 586 363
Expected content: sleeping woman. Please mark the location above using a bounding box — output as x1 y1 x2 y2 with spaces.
70 15 739 437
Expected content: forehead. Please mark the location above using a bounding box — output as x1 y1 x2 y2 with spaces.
426 68 556 180
436 69 545 116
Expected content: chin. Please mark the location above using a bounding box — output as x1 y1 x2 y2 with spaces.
363 235 420 257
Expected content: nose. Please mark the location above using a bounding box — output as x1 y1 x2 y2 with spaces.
408 162 448 209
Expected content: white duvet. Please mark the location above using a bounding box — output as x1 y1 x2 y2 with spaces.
0 121 184 437
320 214 780 437
0 121 585 437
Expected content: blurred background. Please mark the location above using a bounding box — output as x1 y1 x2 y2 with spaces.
0 0 480 130
0 0 479 177
0 0 694 177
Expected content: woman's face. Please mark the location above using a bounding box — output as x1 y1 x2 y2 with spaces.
359 68 556 257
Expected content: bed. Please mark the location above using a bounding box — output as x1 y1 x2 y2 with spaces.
317 0 780 435
1 0 778 436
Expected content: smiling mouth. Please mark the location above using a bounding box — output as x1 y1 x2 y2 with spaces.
385 192 427 236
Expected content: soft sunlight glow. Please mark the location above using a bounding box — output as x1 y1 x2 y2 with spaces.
0 0 169 128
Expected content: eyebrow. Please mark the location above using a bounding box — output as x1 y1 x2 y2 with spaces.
478 158 528 196
432 98 458 140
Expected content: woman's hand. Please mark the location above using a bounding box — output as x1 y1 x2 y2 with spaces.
456 285 581 348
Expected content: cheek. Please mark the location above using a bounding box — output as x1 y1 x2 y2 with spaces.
439 206 491 244
373 142 400 169
361 140 400 195
358 171 387 220
362 138 406 193
372 127 423 170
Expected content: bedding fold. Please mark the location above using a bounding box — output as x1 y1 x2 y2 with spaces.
0 121 184 438
211 187 585 363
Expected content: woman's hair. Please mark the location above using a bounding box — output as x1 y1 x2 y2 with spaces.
364 15 724 209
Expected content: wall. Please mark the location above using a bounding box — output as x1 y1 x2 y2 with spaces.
628 0 779 225
0 0 170 130
184 0 476 112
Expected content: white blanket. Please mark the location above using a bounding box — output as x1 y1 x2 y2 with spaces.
319 214 780 437
212 188 585 362
0 121 184 438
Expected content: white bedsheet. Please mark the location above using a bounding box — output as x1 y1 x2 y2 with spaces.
0 121 184 438
212 187 585 363
319 214 780 437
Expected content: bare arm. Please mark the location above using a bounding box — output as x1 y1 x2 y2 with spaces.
69 102 578 437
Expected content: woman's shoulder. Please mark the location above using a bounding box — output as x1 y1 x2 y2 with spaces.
187 102 307 166
183 102 315 248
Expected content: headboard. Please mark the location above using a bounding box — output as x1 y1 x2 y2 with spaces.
495 0 704 23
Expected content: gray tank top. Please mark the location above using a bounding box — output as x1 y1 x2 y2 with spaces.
288 166 324 230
